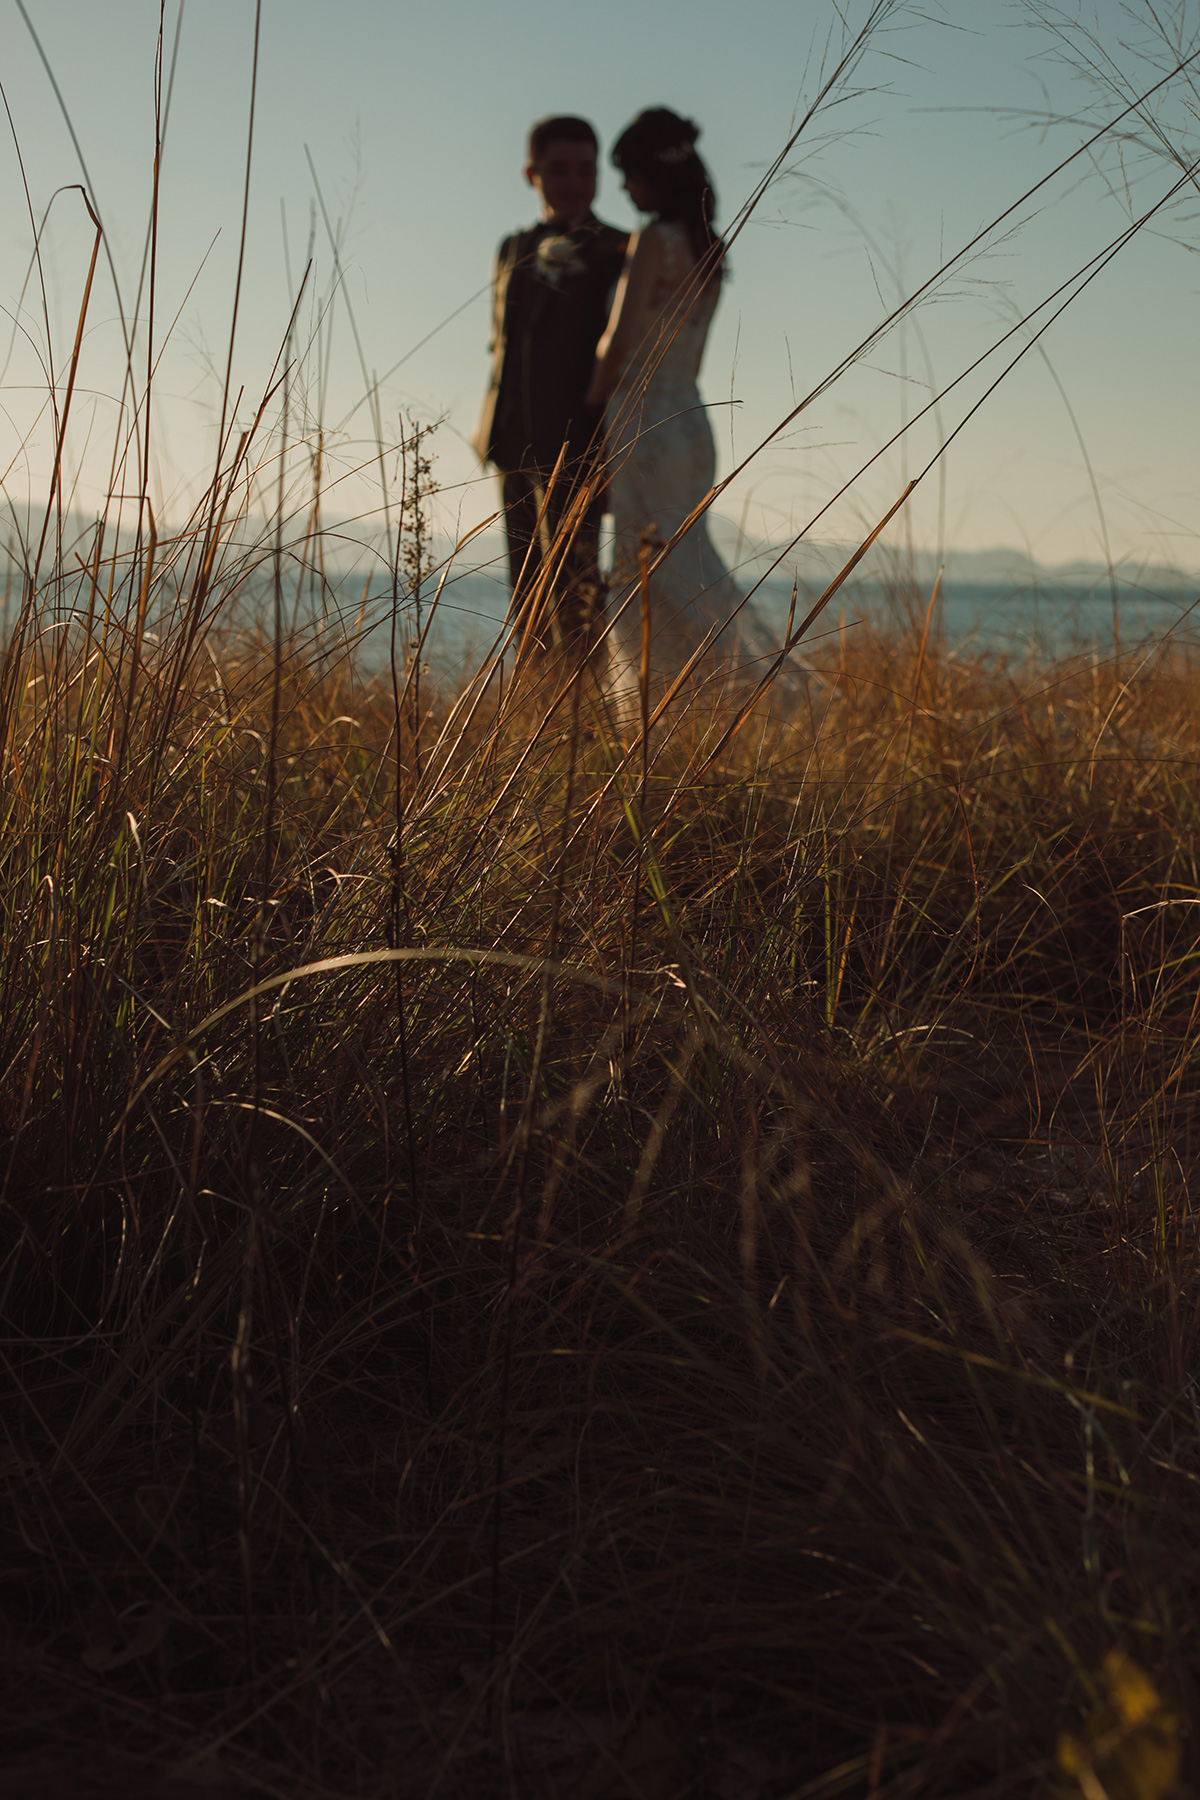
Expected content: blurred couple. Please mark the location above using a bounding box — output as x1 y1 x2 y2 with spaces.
473 108 770 711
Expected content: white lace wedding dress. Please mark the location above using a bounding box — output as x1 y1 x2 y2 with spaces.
602 220 777 714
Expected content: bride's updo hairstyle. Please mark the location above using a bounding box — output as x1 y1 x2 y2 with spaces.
611 108 722 280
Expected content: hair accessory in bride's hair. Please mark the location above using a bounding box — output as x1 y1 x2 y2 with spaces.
611 110 720 271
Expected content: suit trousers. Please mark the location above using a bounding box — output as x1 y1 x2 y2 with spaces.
501 466 604 655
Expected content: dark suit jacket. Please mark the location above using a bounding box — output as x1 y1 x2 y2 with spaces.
472 213 629 477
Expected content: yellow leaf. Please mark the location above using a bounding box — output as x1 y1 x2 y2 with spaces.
1055 1653 1181 1800
1104 1651 1164 1732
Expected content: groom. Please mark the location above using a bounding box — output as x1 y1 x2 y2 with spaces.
472 116 628 654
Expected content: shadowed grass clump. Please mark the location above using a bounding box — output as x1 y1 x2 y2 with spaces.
4 0 1200 1785
1 506 1199 1798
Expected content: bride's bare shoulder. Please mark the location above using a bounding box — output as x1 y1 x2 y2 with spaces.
639 218 685 249
645 218 694 273
626 223 664 266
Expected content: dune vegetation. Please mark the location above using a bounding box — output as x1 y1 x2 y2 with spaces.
4 477 1200 1797
3 5 1200 1796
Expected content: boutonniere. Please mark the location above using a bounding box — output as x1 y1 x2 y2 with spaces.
536 234 586 286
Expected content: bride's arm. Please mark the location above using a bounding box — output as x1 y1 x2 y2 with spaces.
585 226 665 409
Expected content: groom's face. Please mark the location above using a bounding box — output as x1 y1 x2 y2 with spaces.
525 139 597 224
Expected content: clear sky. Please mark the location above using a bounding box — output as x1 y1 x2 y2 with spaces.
1 0 1197 572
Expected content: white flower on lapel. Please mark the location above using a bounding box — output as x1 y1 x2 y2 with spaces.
535 235 586 286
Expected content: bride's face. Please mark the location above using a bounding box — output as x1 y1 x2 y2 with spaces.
621 169 656 214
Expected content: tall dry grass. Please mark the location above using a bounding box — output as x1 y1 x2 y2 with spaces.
4 4 1200 1794
3 513 1200 1797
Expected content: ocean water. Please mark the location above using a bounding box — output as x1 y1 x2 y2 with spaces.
14 532 1196 674
800 577 1200 661
338 566 1200 672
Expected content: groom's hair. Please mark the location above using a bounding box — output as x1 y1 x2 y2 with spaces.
527 116 598 163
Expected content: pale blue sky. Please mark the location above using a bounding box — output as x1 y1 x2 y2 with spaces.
1 0 1197 569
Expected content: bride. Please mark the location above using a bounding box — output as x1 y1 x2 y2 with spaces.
586 108 773 714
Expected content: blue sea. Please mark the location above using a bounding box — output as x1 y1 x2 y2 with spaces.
15 526 1197 673
338 565 1200 672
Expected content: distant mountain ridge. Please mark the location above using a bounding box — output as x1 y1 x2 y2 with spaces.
426 520 1199 597
5 508 1196 597
703 518 1200 595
